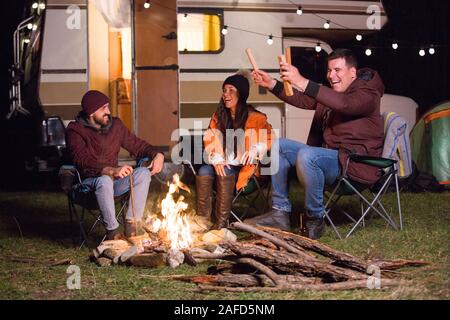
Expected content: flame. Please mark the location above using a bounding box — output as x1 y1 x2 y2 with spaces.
146 174 194 250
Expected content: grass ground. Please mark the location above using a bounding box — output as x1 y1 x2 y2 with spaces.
0 179 448 300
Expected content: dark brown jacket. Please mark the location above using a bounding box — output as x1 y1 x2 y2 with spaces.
271 68 385 184
66 113 161 178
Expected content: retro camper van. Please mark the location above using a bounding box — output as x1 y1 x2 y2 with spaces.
10 0 418 172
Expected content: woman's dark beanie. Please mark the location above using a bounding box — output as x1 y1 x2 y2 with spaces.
81 90 109 116
222 74 250 102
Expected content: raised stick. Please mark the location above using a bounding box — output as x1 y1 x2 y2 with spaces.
278 54 294 96
245 48 259 70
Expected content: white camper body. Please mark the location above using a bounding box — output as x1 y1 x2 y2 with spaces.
38 0 418 150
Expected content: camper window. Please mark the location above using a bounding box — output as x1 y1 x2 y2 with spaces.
177 9 224 53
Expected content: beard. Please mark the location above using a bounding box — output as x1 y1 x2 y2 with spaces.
93 114 110 127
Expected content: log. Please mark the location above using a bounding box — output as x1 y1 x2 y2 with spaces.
196 278 404 292
237 257 280 286
221 241 366 282
181 273 319 287
127 253 167 268
260 227 369 272
230 222 313 260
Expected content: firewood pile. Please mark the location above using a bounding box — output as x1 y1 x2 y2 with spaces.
90 221 428 292
179 222 429 292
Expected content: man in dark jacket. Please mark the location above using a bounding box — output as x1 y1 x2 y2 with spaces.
246 49 384 239
66 90 164 239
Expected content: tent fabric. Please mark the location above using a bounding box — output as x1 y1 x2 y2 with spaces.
410 101 450 189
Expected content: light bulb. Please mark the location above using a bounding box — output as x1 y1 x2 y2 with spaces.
221 26 228 35
24 39 30 44
144 1 150 9
392 43 398 50
419 49 425 56
39 2 45 10
32 24 37 31
296 6 303 15
182 14 188 22
356 34 362 41
267 35 273 45
324 20 330 29
315 43 322 53
31 2 38 9
428 47 435 55
365 48 372 56
27 23 33 30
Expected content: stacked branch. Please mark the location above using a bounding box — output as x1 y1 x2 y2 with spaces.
186 222 428 292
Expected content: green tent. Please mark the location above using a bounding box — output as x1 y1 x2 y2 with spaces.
410 101 450 189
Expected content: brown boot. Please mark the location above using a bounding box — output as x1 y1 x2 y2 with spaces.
195 175 214 219
212 174 235 230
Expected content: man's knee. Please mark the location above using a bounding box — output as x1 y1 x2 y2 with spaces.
296 147 315 168
96 175 114 189
133 167 151 183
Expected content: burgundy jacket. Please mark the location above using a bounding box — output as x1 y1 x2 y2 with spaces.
66 114 161 178
271 68 385 184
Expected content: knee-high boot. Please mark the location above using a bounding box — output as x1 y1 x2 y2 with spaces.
195 175 214 220
212 174 235 230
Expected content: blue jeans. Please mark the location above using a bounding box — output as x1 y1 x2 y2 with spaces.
271 138 341 218
82 167 151 230
197 165 241 188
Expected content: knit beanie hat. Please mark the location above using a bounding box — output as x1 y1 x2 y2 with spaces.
81 90 109 116
222 74 250 102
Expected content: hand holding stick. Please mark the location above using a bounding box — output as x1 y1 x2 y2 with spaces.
278 52 294 96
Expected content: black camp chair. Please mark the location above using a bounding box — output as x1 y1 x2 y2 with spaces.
59 165 130 249
323 154 403 239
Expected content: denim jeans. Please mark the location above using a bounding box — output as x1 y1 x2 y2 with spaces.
271 138 341 218
197 164 241 179
82 167 151 230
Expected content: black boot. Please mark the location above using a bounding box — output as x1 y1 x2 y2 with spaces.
244 209 291 231
212 174 235 230
106 227 122 240
124 219 145 238
304 211 325 240
195 175 214 220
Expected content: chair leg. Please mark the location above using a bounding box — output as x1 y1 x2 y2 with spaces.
395 173 403 230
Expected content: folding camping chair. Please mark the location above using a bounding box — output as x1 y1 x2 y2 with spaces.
182 159 271 224
59 165 130 249
324 154 403 239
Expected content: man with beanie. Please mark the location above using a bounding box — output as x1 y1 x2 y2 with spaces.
66 90 164 240
247 49 384 240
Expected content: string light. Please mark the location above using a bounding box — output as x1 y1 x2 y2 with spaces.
267 34 273 45
39 2 45 10
32 24 37 31
365 48 372 56
31 2 38 9
392 42 398 50
27 23 33 30
323 20 330 29
355 34 362 41
315 42 322 53
296 6 303 15
419 49 425 56
24 38 30 44
428 47 435 55
182 13 188 22
144 1 151 9
221 25 228 35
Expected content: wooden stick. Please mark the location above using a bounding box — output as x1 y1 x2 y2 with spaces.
278 54 294 96
245 48 259 70
230 222 312 260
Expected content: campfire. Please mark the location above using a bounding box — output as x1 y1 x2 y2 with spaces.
90 174 428 292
